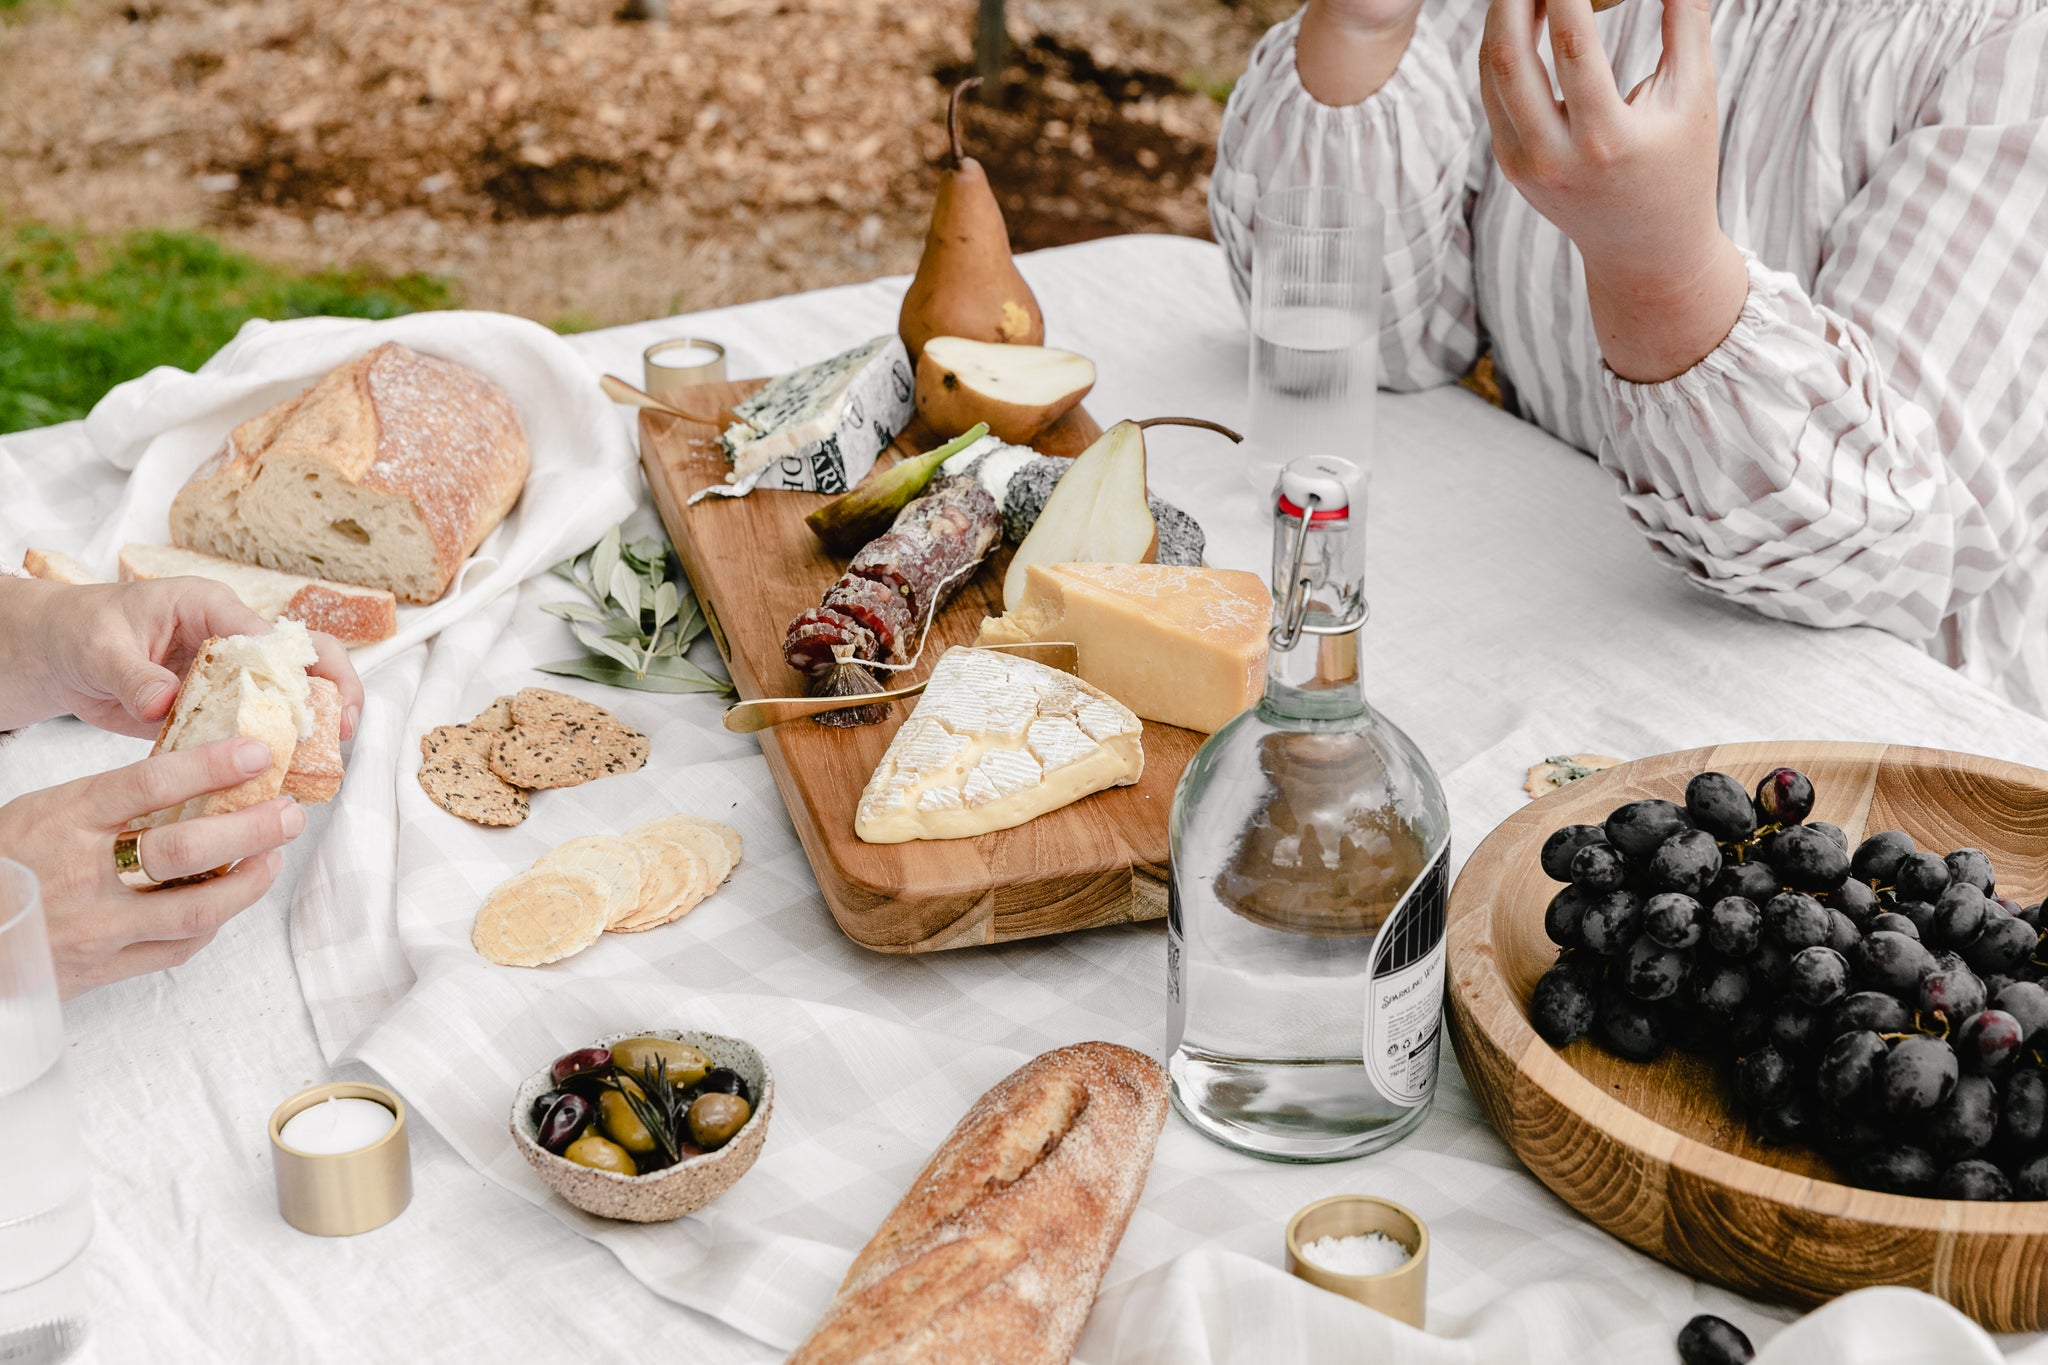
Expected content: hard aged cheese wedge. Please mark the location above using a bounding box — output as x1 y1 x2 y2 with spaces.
855 647 1143 844
696 336 915 502
977 563 1269 734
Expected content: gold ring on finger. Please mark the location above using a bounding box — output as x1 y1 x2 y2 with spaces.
113 828 164 892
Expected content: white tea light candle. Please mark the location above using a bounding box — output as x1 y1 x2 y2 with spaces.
643 337 726 399
649 344 721 369
278 1096 395 1154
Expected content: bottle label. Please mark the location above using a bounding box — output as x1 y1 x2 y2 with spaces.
1363 846 1449 1107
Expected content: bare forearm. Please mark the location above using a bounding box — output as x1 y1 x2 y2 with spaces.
0 578 62 730
1297 0 1419 105
1584 232 1750 384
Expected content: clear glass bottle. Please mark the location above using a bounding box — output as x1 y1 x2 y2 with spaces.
1167 455 1451 1162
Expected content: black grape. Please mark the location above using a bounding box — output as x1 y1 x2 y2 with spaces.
1649 829 1724 897
1736 1044 1796 1110
1945 848 1997 895
1896 851 1952 903
1852 1144 1938 1195
1868 911 1921 940
1998 1070 2048 1154
1877 1035 1959 1117
1933 884 1988 948
1937 1159 2010 1201
1684 772 1758 843
1545 885 1594 949
1852 931 1937 999
1963 915 2038 976
1692 964 1752 1018
1597 992 1668 1061
1754 767 1815 826
1825 878 1880 926
1530 964 1599 1047
1644 893 1705 949
1706 897 1763 957
1540 824 1608 882
1581 890 1646 956
1994 980 2048 1043
1765 892 1831 950
1569 842 1629 893
1787 946 1850 1008
1771 825 1851 893
1918 966 1988 1027
2015 1154 2048 1201
1925 1074 1997 1160
1710 861 1781 906
1604 800 1694 861
1815 1030 1886 1112
1850 830 1916 887
1623 937 1688 1002
1676 1314 1754 1365
1830 991 1913 1039
1955 1009 2023 1075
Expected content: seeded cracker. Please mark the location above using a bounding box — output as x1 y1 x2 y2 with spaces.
471 868 611 967
419 724 530 826
510 687 619 728
471 694 516 730
490 715 649 789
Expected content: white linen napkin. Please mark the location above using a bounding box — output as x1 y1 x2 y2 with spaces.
71 309 641 673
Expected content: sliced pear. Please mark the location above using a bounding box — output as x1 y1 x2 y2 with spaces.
1002 419 1157 610
915 338 1096 445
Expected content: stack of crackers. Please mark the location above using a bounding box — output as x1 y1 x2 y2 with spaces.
471 814 743 967
420 687 650 826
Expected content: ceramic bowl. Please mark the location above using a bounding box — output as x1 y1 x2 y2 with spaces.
510 1028 772 1223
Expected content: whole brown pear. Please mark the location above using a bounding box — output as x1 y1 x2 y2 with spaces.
898 78 1046 363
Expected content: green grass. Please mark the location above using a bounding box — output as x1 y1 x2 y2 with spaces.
0 224 454 433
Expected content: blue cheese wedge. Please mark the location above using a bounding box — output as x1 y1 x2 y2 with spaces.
693 336 915 502
855 647 1144 844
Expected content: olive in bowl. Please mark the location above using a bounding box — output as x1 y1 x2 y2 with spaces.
509 1029 772 1222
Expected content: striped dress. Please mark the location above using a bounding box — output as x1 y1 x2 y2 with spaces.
1210 0 2048 717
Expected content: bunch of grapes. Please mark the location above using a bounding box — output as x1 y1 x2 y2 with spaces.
1531 766 2048 1200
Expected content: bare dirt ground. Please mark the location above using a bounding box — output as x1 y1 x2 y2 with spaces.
0 0 1292 327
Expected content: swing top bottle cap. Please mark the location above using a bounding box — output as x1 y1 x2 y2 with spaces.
1276 456 1360 521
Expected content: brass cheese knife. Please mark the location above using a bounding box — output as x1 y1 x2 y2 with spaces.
721 642 1080 734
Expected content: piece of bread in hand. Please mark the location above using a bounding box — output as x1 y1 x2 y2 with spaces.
118 543 397 645
140 621 343 826
168 341 530 605
788 1042 1168 1365
23 548 101 585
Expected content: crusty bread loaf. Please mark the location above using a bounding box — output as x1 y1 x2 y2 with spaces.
22 548 99 585
119 543 398 645
140 622 343 826
789 1042 1168 1365
169 341 529 605
282 677 346 803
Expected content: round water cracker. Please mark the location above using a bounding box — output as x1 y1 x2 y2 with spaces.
471 868 610 967
420 724 530 827
536 836 645 925
612 839 708 933
489 716 649 790
630 817 735 886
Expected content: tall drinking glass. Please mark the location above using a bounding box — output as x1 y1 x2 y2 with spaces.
0 861 90 1364
1247 187 1383 477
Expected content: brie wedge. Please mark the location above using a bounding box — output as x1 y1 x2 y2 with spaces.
854 647 1144 844
696 335 915 501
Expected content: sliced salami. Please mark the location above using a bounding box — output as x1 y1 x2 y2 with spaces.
824 573 914 662
783 607 878 678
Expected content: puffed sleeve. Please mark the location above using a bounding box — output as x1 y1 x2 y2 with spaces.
1208 9 1484 390
1597 15 2048 688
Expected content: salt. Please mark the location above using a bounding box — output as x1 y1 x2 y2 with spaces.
1299 1231 1410 1276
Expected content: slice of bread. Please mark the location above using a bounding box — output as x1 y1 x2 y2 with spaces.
168 342 530 604
119 543 397 645
141 622 335 827
282 677 346 803
23 548 100 585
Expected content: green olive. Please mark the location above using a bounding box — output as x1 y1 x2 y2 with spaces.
598 1090 658 1156
687 1092 752 1150
563 1131 639 1176
610 1037 712 1088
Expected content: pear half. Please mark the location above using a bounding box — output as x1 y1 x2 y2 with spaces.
1002 419 1157 610
916 338 1097 445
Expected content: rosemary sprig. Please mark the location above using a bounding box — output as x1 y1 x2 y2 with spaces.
538 525 731 695
608 1057 692 1168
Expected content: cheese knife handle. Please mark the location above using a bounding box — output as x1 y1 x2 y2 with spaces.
720 642 1080 733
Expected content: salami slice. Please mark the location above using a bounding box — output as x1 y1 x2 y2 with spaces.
824 573 914 662
783 607 878 678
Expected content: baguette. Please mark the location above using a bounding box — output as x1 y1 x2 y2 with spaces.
119 543 397 645
789 1042 1167 1365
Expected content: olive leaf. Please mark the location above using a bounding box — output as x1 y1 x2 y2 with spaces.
545 524 730 696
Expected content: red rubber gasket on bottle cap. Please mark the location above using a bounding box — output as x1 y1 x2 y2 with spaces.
1275 493 1350 522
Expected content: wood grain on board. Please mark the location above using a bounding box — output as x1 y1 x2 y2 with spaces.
640 380 1188 952
1447 740 2048 1329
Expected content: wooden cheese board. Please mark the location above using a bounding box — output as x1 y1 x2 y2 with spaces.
1447 741 2048 1328
640 381 1201 952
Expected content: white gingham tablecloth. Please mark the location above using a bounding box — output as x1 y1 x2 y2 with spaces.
8 236 2048 1364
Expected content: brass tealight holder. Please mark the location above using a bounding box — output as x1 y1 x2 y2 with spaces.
268 1081 412 1237
1285 1194 1429 1328
642 338 727 403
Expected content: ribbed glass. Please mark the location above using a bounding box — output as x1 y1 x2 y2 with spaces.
1247 186 1384 472
0 860 91 1364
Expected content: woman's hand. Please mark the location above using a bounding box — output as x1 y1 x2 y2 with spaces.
1478 0 1749 381
0 577 364 739
2 736 307 998
1299 0 1429 105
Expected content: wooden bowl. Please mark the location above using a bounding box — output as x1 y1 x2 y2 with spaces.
1447 741 2048 1329
510 1029 772 1223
